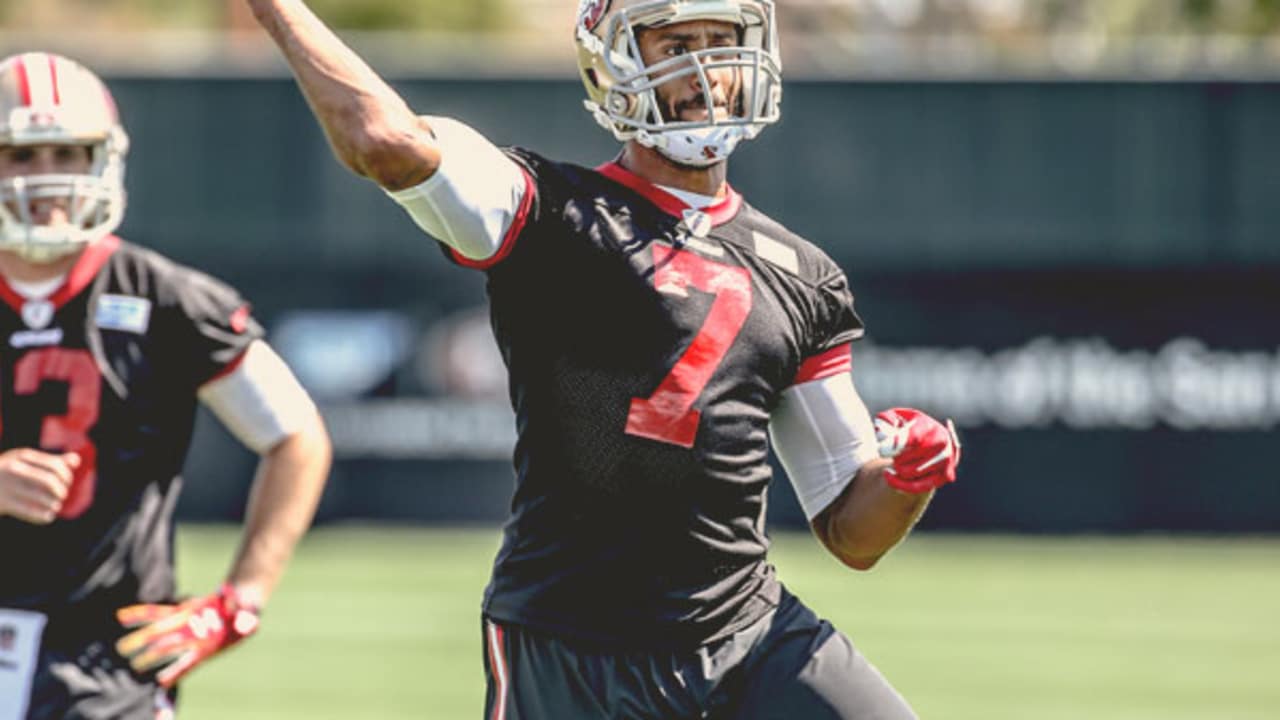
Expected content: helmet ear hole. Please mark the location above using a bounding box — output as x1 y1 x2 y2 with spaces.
607 93 634 116
585 68 601 90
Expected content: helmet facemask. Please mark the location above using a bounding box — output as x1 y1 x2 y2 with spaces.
577 0 783 168
0 53 129 263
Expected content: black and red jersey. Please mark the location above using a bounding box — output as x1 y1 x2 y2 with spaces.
0 237 262 626
450 149 864 648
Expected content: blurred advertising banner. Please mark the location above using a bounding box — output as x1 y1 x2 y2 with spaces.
134 76 1274 532
182 267 1276 533
846 268 1280 533
858 337 1279 432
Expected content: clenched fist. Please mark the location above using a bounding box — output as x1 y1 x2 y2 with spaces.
0 448 81 524
874 408 961 494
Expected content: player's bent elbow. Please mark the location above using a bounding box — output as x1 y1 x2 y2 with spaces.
352 122 439 190
361 150 433 191
832 535 898 571
263 410 331 464
836 551 883 572
292 411 332 463
811 515 883 572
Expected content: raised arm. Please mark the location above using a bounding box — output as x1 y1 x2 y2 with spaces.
247 0 530 265
246 0 439 190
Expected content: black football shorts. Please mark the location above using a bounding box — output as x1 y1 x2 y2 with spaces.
482 588 917 719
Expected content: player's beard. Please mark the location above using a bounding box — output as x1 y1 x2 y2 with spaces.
663 90 743 124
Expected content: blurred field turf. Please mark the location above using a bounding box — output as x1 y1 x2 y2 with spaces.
173 527 1280 720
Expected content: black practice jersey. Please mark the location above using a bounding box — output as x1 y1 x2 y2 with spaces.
0 237 262 626
448 149 864 648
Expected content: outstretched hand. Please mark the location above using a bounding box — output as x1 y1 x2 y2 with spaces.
874 408 961 494
115 585 261 688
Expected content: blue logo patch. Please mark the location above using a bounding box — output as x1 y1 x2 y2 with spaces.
95 295 152 334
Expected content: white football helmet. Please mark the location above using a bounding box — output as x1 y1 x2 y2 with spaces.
575 0 782 168
0 52 128 262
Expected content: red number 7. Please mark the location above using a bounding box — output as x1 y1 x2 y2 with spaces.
625 245 752 448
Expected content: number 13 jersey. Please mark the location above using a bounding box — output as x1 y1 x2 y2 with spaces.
453 150 865 648
0 236 262 622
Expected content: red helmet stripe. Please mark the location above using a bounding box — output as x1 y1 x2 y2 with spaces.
14 55 32 106
16 53 56 107
47 54 61 105
102 86 118 120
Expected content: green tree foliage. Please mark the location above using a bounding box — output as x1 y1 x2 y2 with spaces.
303 0 509 31
0 0 509 31
0 0 1274 35
1182 0 1280 32
0 0 218 27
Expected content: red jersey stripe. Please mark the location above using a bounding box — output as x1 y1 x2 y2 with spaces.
596 161 743 226
486 622 509 720
200 345 251 387
48 235 122 309
0 236 121 314
793 343 853 385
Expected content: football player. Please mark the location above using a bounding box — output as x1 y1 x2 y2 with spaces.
0 52 331 719
250 0 960 717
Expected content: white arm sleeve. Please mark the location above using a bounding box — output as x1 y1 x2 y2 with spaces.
769 372 881 521
384 116 528 262
197 340 319 455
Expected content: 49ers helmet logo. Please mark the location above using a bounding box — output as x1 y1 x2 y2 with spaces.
578 0 611 32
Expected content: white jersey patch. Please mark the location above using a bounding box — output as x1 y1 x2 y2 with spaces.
753 231 799 275
95 295 152 334
0 608 47 720
9 328 63 348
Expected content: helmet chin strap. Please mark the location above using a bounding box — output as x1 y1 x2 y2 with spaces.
639 125 757 168
4 227 92 263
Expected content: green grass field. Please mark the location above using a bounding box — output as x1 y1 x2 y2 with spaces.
172 527 1280 719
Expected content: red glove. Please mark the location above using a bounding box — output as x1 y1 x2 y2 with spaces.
874 408 962 494
115 584 260 688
